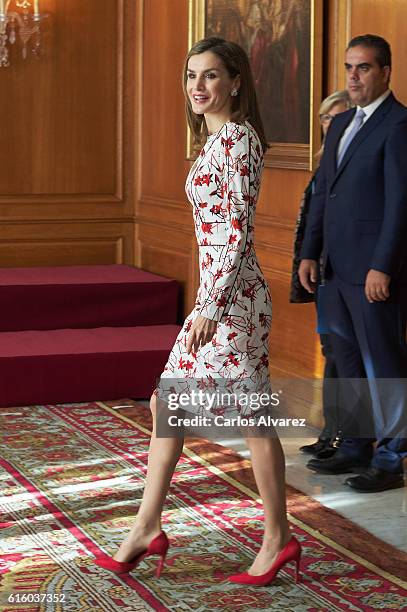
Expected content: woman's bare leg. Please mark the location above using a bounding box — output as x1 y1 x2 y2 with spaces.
114 393 184 562
244 434 291 575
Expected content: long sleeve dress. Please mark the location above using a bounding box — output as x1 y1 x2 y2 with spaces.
157 121 272 418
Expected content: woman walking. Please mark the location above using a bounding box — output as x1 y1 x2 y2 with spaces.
95 37 301 586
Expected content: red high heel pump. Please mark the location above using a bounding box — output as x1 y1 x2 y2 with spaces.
94 531 169 577
228 536 302 586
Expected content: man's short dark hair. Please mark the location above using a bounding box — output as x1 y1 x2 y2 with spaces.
347 34 392 69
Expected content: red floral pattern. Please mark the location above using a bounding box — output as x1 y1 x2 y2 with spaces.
160 122 272 413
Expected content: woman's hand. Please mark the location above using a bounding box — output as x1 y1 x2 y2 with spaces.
186 315 217 354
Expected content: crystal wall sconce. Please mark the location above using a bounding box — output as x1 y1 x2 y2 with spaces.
0 0 49 67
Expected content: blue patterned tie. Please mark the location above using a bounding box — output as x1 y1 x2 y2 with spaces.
337 108 366 167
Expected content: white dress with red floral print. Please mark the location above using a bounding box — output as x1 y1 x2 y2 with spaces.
158 121 272 417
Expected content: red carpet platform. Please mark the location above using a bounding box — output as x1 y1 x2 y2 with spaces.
0 265 178 331
0 325 180 406
0 265 181 406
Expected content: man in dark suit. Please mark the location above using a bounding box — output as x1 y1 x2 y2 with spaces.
299 34 407 492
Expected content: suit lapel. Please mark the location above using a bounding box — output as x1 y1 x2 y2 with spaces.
327 110 354 179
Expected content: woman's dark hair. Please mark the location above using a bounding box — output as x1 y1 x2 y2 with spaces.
347 34 392 69
183 37 268 153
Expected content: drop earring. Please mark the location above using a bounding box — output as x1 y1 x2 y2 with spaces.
231 89 238 97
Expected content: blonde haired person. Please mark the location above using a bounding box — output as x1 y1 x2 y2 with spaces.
290 90 352 458
316 90 353 158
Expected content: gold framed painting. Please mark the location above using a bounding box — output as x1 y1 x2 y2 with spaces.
187 0 323 170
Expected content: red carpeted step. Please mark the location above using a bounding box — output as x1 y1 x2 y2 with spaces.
0 325 181 407
0 265 179 332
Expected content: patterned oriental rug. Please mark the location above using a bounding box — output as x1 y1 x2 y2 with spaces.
0 401 406 612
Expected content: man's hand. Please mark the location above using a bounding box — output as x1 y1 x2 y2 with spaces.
365 269 391 303
186 315 217 354
299 259 318 293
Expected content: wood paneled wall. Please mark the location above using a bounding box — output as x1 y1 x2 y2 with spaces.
349 0 407 104
2 0 406 423
0 0 138 266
